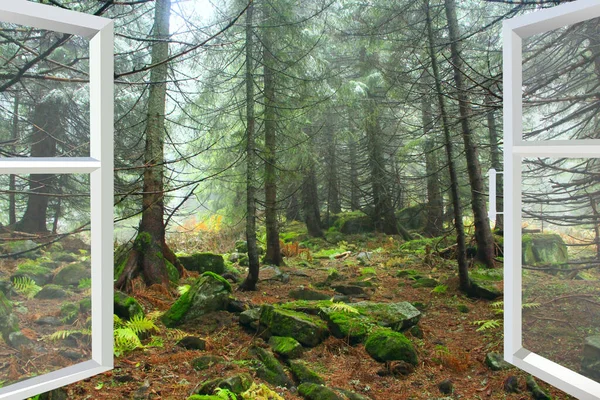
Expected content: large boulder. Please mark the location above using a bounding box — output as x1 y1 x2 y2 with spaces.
582 336 600 381
269 336 303 359
178 253 224 274
161 272 232 327
332 212 374 234
260 304 329 347
522 233 568 266
364 328 418 364
297 383 344 400
353 301 421 331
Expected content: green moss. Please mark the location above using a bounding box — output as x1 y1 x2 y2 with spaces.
360 267 376 276
114 291 144 320
187 396 222 400
260 305 329 347
165 259 179 283
161 287 193 327
202 271 232 293
16 261 51 277
279 300 335 314
289 359 324 385
297 383 343 400
179 253 225 274
60 302 79 324
323 311 372 344
251 346 293 388
365 328 418 364
134 232 152 252
269 336 303 358
457 304 469 313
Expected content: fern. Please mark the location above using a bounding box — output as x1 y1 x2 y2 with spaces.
166 328 188 342
146 310 164 321
328 300 359 314
125 314 160 335
78 278 92 289
12 276 41 299
114 328 143 356
214 388 237 399
48 329 91 341
491 301 540 315
473 319 502 332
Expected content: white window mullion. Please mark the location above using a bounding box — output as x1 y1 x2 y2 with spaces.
0 157 101 174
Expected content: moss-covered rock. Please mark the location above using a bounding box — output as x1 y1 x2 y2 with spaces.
469 279 502 300
161 272 231 327
365 328 418 364
582 335 600 381
269 336 303 359
114 291 144 320
53 263 89 286
260 304 329 347
0 292 19 343
51 252 78 263
353 301 421 331
250 346 293 388
289 360 324 385
60 302 79 324
12 261 53 286
411 277 438 288
235 240 248 253
178 253 225 274
526 375 551 400
332 211 374 234
289 288 331 301
195 373 252 395
522 233 568 267
321 311 372 344
298 383 344 400
239 307 262 330
35 284 67 299
1 239 40 259
165 259 179 283
485 352 513 371
187 396 222 400
191 355 224 370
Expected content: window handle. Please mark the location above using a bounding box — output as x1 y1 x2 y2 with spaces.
488 168 503 221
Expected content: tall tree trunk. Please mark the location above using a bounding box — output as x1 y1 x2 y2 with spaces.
16 100 59 233
240 3 260 291
444 0 495 268
365 96 398 235
326 129 341 217
349 136 360 211
262 3 283 266
422 94 444 237
425 0 470 292
116 0 179 290
302 165 323 237
9 94 18 226
486 93 503 231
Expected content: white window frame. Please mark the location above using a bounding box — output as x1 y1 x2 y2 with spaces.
0 2 113 399
504 1 600 398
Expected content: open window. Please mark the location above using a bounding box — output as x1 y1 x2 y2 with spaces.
0 2 113 399
504 1 600 398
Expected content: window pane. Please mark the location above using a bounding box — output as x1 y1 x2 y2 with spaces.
0 174 91 387
521 157 600 383
0 22 90 157
522 18 600 141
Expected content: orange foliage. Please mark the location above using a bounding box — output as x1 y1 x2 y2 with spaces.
177 215 223 233
280 240 312 261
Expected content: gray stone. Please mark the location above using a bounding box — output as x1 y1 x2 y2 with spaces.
485 352 513 371
332 285 366 296
289 288 331 301
582 335 600 381
260 304 329 347
161 272 231 327
353 301 421 331
239 307 261 330
0 292 19 343
35 316 63 326
35 284 68 299
7 331 31 349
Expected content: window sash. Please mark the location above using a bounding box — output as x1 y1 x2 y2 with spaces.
504 1 600 399
0 2 113 399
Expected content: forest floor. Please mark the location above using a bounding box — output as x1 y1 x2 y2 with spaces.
1 229 579 400
65 229 579 400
